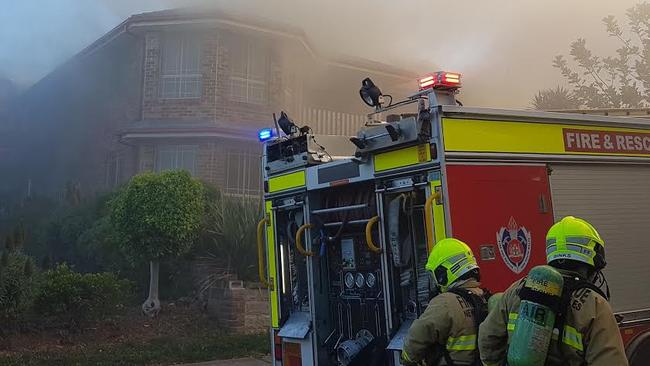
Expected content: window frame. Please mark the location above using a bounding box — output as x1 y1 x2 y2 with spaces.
228 39 269 105
224 149 262 197
155 144 198 176
105 151 121 188
159 36 203 100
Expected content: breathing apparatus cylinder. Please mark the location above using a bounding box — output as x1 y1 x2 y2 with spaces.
507 265 564 366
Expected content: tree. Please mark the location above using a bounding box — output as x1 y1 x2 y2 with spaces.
548 2 650 108
532 86 580 110
110 171 205 317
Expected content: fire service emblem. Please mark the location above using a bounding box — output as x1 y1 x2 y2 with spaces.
496 217 532 274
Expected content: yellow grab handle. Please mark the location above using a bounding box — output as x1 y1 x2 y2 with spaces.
365 216 382 254
256 217 270 288
296 223 315 256
424 191 441 253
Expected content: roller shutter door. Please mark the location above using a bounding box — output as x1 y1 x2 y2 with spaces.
550 164 650 312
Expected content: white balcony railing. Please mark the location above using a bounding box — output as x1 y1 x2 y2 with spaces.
297 107 366 136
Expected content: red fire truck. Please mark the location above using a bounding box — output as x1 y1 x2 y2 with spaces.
258 72 650 365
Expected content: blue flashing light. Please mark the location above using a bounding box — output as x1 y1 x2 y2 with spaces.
258 128 274 141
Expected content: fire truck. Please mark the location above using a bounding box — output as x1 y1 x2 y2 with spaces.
257 72 650 365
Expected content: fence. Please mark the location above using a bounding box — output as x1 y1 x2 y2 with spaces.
297 107 366 136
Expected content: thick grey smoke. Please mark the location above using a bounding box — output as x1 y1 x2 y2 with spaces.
0 0 638 107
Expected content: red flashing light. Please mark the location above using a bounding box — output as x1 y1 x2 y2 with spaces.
419 71 462 91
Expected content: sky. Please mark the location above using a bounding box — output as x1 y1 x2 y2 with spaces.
0 0 643 108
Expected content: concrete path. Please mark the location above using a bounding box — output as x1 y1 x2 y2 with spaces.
175 356 271 366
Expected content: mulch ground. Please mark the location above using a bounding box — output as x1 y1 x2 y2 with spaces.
0 301 218 356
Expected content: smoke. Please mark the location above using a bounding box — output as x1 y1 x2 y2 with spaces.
0 0 176 88
0 0 638 107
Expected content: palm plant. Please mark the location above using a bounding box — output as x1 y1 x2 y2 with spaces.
532 86 581 110
197 192 263 293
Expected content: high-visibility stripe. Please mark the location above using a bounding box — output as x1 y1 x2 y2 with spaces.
265 200 279 328
446 253 467 266
547 249 594 265
565 244 594 255
507 312 518 332
562 325 584 351
268 171 305 193
446 334 477 351
442 117 650 158
565 236 592 245
507 312 583 351
401 350 413 362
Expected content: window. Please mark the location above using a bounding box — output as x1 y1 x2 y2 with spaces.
225 150 262 196
229 38 268 104
156 145 198 175
160 37 202 99
106 151 121 188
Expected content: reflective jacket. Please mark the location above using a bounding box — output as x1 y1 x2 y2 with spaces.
402 280 484 366
478 270 628 366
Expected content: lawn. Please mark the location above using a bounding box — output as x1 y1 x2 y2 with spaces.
0 333 268 366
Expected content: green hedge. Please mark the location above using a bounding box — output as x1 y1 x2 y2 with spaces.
33 264 133 327
0 251 36 329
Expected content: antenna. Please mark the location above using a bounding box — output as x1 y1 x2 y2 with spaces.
272 113 280 137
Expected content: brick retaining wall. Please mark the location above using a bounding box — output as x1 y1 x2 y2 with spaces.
208 283 269 334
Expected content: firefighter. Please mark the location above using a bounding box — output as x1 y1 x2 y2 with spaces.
402 238 488 366
478 216 629 366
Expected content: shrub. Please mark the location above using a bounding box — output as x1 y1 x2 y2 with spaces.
199 192 262 285
33 264 132 328
0 251 36 330
40 192 118 273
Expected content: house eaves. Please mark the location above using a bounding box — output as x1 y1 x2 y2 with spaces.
119 119 260 141
126 17 320 62
75 8 415 81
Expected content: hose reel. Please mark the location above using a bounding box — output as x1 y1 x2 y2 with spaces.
336 329 374 366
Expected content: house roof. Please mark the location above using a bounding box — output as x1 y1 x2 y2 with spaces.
129 8 307 36
75 7 416 80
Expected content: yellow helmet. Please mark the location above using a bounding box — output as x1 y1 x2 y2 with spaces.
426 238 479 292
546 216 606 269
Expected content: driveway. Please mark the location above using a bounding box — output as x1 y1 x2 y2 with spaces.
175 356 271 366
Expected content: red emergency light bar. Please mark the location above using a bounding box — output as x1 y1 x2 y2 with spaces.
418 71 462 91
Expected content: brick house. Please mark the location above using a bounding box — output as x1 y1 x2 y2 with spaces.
0 79 20 195
0 79 14 161
12 9 415 198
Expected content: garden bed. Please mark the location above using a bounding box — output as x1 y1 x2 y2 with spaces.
0 303 269 365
